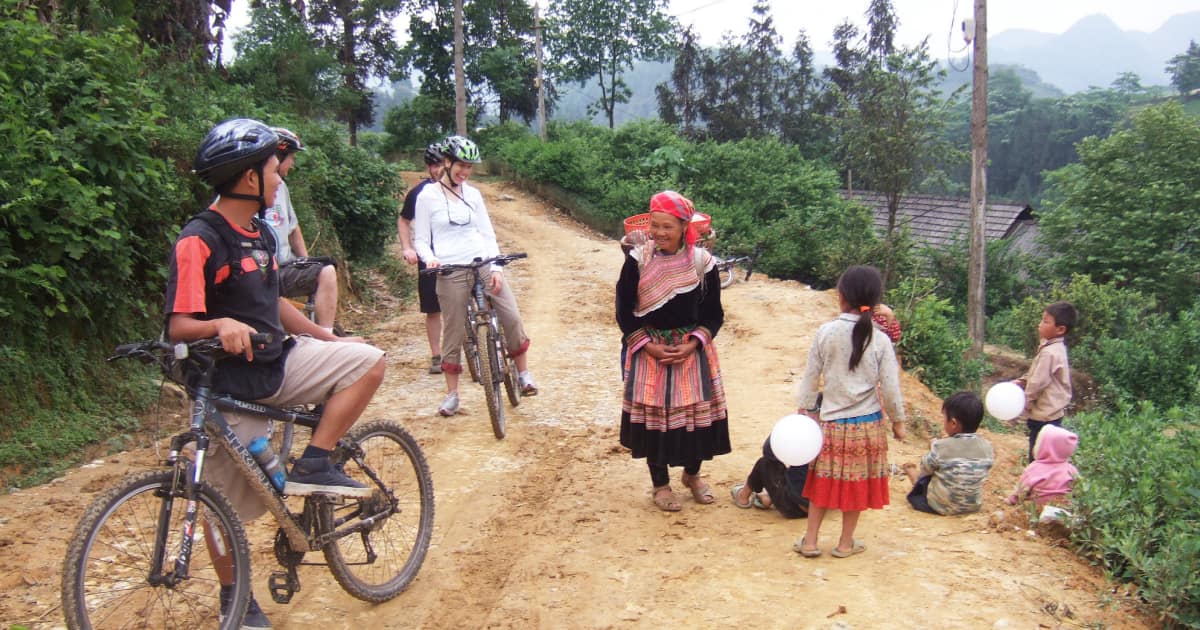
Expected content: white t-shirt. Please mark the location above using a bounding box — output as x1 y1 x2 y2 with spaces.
262 180 298 264
412 180 501 268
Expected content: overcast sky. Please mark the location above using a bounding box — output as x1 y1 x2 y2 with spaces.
225 0 1197 58
670 0 1198 52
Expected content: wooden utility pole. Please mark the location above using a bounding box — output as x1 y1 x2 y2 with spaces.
967 0 988 356
534 3 547 142
453 0 466 135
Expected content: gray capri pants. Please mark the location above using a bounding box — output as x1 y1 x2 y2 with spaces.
436 268 530 373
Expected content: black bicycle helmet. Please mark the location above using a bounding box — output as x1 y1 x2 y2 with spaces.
193 119 279 193
423 141 445 166
273 126 305 159
442 135 482 163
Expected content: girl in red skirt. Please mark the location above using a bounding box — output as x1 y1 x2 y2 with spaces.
793 266 906 558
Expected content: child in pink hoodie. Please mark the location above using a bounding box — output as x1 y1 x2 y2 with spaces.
1006 424 1079 507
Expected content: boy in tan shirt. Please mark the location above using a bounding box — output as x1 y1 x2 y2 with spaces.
1013 301 1077 461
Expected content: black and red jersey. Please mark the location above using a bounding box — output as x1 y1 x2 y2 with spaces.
164 209 290 400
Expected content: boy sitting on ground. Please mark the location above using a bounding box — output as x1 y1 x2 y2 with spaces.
902 391 995 515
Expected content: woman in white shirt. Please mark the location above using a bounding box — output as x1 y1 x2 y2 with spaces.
412 135 536 416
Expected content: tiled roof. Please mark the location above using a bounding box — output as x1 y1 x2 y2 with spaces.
840 191 1033 250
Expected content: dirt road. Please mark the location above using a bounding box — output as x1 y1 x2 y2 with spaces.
0 175 1149 628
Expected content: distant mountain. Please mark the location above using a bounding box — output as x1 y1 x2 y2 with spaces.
551 61 671 124
989 12 1200 93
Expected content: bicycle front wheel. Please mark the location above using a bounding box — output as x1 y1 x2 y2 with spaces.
324 421 435 602
476 322 506 438
62 469 252 629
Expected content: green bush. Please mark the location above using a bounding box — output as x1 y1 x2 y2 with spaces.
1070 404 1200 627
889 277 985 396
287 124 403 264
986 275 1200 409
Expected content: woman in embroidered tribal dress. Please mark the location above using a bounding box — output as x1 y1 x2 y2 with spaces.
616 191 731 512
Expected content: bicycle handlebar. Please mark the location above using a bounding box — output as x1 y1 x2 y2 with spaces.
418 253 528 276
282 256 336 269
110 333 274 363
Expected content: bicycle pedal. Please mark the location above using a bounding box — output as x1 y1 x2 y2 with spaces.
268 570 300 604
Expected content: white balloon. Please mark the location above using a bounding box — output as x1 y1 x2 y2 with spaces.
769 414 824 466
985 382 1026 421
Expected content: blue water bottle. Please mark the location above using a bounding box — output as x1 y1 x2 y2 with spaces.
247 436 287 492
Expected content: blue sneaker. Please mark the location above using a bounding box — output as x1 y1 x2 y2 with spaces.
285 456 371 498
219 586 272 629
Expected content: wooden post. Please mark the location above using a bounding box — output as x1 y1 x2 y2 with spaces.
454 0 466 135
535 4 547 142
967 0 988 356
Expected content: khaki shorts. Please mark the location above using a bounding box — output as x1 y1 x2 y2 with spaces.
201 336 385 521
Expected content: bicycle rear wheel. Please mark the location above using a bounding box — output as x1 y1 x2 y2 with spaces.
498 325 520 408
323 421 435 602
476 322 506 438
62 469 252 629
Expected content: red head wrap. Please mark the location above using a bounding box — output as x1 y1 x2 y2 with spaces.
648 190 698 246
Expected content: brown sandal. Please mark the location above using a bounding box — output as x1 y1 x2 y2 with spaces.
681 472 715 504
652 485 682 511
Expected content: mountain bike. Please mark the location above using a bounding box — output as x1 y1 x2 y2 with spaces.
711 251 758 289
62 335 435 629
421 253 527 439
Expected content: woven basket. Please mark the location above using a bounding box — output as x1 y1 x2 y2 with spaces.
623 212 711 235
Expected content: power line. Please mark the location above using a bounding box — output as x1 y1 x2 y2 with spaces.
947 0 970 72
673 0 740 18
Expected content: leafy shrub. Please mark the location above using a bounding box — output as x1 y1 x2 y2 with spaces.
985 275 1200 409
288 123 403 264
922 236 1040 317
1070 404 1200 627
889 277 985 396
988 274 1150 357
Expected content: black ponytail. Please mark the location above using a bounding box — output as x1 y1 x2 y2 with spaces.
837 265 884 371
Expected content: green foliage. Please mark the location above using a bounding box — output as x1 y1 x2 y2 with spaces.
888 277 985 396
1038 102 1200 313
546 0 676 128
922 236 1040 317
0 338 158 486
988 275 1200 410
0 6 180 343
1166 40 1200 95
228 2 341 117
1070 404 1200 627
287 124 403 264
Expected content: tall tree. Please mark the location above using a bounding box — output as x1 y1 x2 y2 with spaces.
1166 39 1200 95
739 0 785 138
308 0 407 144
402 0 549 129
656 26 705 138
229 1 341 117
837 41 959 283
1039 102 1200 313
779 29 825 153
864 0 897 62
546 0 675 129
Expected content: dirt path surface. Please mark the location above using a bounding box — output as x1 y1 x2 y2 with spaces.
0 175 1149 629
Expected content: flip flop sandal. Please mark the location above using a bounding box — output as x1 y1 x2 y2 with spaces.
682 474 715 504
751 493 769 509
793 537 822 558
730 484 753 509
831 539 866 558
652 485 682 512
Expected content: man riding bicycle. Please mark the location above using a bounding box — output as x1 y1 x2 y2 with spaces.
166 118 386 627
262 126 341 332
